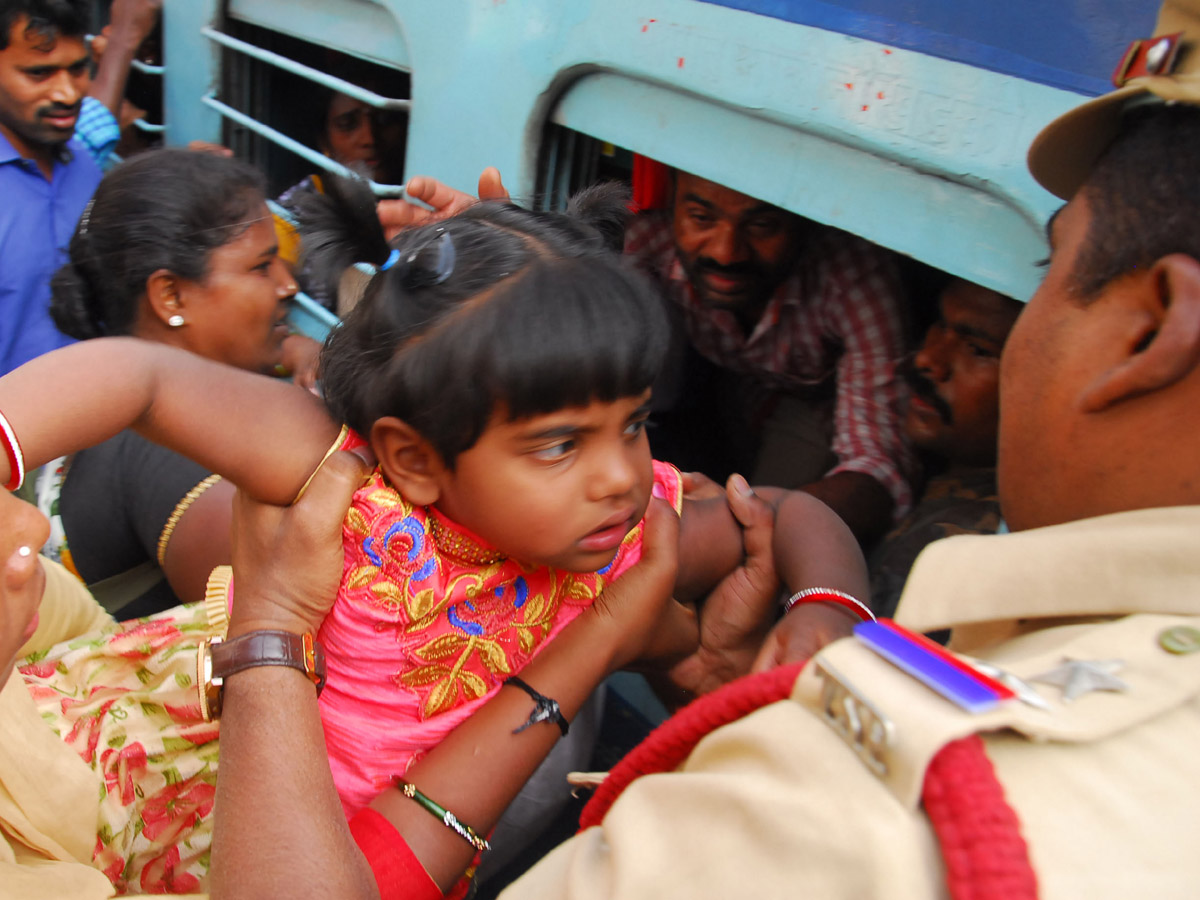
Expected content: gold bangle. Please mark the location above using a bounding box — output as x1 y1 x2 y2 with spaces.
293 425 350 504
157 474 222 566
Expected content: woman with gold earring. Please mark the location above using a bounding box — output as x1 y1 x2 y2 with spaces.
46 147 319 617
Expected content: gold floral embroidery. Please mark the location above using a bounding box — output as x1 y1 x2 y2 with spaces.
341 469 612 720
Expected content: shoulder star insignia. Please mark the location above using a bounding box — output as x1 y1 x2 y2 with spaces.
1031 658 1129 703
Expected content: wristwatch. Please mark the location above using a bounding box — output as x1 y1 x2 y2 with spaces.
198 630 327 721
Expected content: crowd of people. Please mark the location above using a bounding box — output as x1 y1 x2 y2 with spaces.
0 0 1198 897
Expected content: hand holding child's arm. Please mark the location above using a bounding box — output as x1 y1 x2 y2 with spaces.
211 449 378 900
752 491 869 671
666 474 779 698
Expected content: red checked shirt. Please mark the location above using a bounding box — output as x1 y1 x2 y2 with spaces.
625 211 915 517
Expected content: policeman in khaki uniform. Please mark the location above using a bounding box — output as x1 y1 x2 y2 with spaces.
495 1 1200 897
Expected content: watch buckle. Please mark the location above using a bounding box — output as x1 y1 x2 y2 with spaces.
303 632 326 691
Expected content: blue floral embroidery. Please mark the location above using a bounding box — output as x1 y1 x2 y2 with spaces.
411 556 436 583
384 516 425 562
492 577 528 608
447 604 485 636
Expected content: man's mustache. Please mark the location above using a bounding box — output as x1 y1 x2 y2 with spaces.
38 102 81 120
694 257 761 280
899 356 953 424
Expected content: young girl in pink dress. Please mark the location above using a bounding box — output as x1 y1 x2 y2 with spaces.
0 177 863 891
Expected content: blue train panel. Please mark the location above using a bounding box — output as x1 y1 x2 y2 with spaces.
697 0 1159 95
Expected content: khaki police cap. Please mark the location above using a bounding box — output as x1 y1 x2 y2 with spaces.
1027 0 1200 200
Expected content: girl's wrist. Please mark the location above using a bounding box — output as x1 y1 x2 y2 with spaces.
519 615 616 708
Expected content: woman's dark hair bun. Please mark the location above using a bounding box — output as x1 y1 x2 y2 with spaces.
49 259 107 340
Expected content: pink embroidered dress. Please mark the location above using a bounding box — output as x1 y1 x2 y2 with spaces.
317 453 682 815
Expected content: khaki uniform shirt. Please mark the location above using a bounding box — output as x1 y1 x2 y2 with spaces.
503 506 1200 899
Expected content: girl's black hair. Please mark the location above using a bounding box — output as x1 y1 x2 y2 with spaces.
50 148 267 339
296 177 668 466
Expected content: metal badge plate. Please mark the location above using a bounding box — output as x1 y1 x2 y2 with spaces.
815 657 895 776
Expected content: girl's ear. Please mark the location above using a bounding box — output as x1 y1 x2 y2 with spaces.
371 416 446 506
1080 254 1200 413
145 268 186 327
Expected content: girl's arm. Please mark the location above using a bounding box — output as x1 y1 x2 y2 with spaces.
771 489 869 600
675 478 866 604
0 338 339 503
751 490 870 670
669 477 870 685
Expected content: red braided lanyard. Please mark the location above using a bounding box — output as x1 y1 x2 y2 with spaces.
581 664 1037 899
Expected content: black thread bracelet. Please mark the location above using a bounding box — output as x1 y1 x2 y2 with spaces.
505 676 569 736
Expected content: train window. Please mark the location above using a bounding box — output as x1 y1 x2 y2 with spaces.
538 68 1055 303
537 123 950 332
211 18 410 198
537 124 634 211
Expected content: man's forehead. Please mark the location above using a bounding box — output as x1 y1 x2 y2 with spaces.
3 17 85 57
941 281 1021 336
674 171 787 216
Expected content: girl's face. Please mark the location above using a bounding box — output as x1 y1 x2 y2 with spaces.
432 391 655 572
0 490 49 685
175 206 297 374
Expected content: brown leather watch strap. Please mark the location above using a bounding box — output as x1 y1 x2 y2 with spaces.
201 630 326 720
213 630 326 688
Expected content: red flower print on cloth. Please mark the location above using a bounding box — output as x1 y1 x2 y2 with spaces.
140 778 216 844
138 844 202 895
109 619 185 660
96 835 126 888
23 597 221 894
64 697 120 764
100 741 149 807
19 659 57 679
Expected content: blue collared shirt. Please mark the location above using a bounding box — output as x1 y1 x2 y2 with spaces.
0 130 101 374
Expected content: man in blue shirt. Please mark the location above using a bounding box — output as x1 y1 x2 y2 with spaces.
0 0 100 374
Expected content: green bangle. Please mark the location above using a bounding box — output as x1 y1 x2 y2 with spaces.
395 779 490 852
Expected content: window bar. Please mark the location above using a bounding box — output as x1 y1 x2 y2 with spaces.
200 26 410 112
201 92 406 197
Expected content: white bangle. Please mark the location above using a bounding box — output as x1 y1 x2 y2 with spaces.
782 587 876 623
0 408 25 492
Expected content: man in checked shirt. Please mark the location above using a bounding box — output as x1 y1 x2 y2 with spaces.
625 170 915 545
379 166 916 546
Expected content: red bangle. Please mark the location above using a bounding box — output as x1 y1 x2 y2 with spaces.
348 807 441 900
783 587 875 622
0 409 24 492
